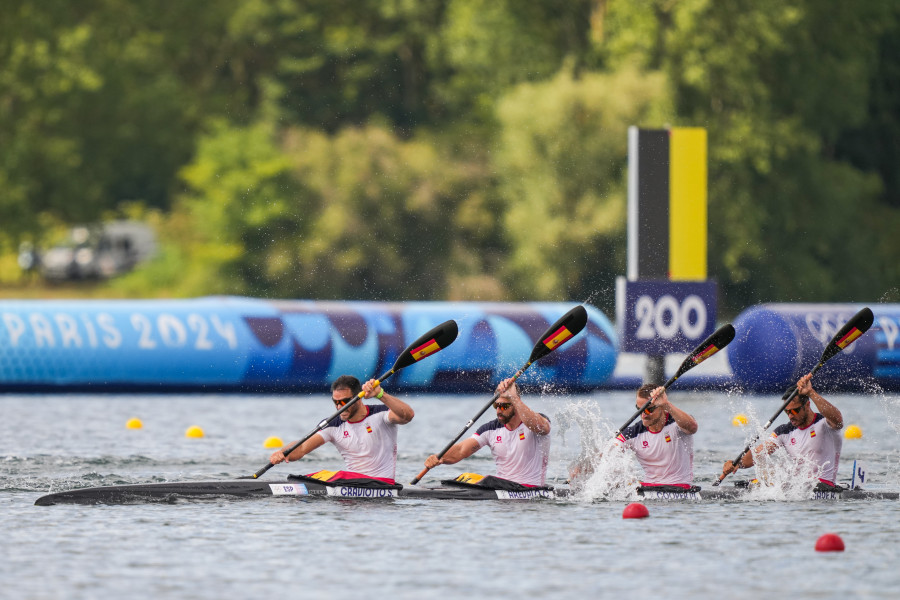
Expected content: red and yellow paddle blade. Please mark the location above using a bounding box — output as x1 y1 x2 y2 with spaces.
393 320 459 371
528 305 589 363
673 324 736 378
821 307 874 363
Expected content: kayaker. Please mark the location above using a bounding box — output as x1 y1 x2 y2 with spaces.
422 378 551 486
268 375 414 484
612 383 699 488
721 373 843 488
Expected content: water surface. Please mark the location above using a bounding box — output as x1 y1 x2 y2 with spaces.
3 391 900 599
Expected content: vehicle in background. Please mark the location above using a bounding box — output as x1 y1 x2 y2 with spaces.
33 221 157 281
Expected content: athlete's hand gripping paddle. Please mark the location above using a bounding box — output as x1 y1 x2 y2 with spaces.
250 319 459 479
713 306 874 486
409 305 589 485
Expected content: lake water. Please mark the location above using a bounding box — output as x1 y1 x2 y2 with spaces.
3 390 900 599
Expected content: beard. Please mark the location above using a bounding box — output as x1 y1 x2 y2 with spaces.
497 408 515 425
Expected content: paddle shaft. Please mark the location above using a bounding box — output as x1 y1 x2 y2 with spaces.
252 369 396 479
409 363 531 485
712 360 826 486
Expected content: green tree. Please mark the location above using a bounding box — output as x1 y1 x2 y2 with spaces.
493 66 671 308
601 0 898 313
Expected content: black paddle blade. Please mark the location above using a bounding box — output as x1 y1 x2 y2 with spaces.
820 307 874 363
673 323 736 379
528 305 589 363
392 320 459 371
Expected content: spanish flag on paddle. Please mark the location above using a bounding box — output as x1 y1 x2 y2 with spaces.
529 305 589 364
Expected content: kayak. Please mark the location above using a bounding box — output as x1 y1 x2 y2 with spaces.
33 476 557 505
33 477 899 505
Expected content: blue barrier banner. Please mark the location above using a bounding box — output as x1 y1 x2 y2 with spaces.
0 298 617 393
615 278 717 354
727 303 899 392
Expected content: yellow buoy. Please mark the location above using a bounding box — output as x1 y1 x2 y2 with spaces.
732 414 748 427
263 436 284 449
844 424 863 439
125 417 143 429
185 425 205 438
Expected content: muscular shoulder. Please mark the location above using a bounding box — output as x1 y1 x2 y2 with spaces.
475 418 504 436
618 421 648 441
772 422 797 437
368 404 389 417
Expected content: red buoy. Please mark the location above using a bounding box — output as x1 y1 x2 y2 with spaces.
622 502 650 519
815 533 845 552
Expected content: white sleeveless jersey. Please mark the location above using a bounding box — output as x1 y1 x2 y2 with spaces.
770 413 842 485
615 415 694 485
317 404 398 480
472 416 552 486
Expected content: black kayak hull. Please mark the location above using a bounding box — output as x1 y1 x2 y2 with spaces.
34 477 557 505
34 478 900 506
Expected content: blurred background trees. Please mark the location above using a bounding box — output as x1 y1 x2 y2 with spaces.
2 0 898 315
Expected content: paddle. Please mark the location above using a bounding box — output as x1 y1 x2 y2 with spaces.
713 306 874 486
249 319 460 479
409 304 589 485
612 323 737 439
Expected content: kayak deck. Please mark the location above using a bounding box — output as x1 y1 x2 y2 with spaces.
33 478 900 506
33 477 557 505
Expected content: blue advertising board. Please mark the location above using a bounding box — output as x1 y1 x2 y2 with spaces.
615 277 717 354
0 298 618 393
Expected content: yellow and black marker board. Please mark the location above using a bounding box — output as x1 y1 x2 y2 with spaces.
626 127 707 281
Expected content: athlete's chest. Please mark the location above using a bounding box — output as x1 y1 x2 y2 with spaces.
633 427 679 453
780 424 827 452
489 426 529 450
334 421 382 448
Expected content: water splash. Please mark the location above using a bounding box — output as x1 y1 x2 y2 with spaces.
740 447 827 501
553 397 643 502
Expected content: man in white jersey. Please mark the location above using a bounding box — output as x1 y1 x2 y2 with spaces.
423 378 551 486
721 373 843 488
614 383 698 488
268 375 414 483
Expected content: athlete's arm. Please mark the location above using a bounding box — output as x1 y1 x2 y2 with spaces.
799 374 842 430
270 433 327 464
653 388 697 435
363 379 414 424
499 377 550 435
721 440 777 475
424 438 480 468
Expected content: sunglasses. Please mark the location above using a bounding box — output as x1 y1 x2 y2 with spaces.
333 397 353 409
784 403 807 416
493 402 512 411
636 404 659 415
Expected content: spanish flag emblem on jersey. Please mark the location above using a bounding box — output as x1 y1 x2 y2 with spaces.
366 425 373 434
519 431 525 440
810 430 816 438
411 338 441 361
665 435 672 443
543 325 574 351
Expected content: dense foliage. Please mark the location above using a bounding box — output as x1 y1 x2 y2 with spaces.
2 0 898 315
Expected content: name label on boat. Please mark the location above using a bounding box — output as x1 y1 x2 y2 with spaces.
639 490 702 501
269 483 310 496
326 486 399 498
812 491 840 500
494 489 555 500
